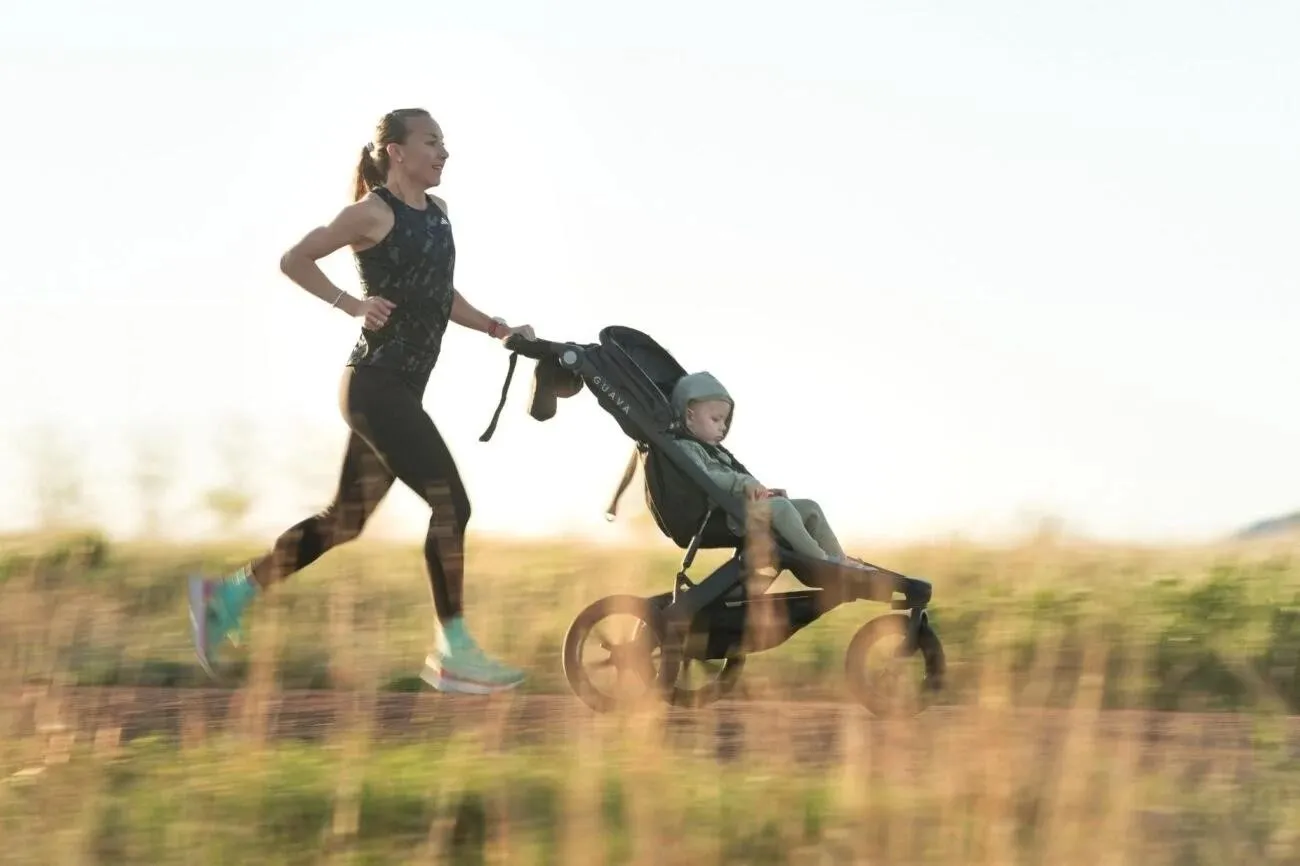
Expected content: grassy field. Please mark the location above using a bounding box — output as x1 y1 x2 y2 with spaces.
4 527 1300 863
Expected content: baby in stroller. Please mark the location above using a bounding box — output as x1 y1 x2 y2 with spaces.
670 370 858 567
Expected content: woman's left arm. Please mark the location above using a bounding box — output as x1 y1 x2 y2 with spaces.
450 290 506 336
436 194 534 340
451 290 534 340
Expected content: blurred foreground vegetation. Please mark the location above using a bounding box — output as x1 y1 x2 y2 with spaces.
4 528 1300 711
3 529 1300 864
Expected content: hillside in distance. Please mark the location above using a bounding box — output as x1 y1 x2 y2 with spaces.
1235 510 1300 540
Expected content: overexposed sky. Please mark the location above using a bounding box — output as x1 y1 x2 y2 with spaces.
1 0 1297 545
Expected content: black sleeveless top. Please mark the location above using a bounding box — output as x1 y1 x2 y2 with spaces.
346 186 457 388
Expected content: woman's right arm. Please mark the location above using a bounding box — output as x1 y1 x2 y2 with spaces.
279 198 396 329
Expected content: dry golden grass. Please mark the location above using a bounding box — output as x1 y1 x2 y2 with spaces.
2 527 1300 864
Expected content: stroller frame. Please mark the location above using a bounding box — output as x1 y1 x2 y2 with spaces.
483 326 945 715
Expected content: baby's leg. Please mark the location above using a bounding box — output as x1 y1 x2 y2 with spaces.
787 499 845 559
765 498 831 559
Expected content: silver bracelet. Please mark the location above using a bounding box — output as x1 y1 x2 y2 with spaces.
330 289 347 309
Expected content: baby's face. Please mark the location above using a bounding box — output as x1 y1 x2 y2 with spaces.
686 399 730 444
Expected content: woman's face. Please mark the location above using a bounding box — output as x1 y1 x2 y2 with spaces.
390 114 449 189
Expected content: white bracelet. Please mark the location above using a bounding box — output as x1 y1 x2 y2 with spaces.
330 289 346 309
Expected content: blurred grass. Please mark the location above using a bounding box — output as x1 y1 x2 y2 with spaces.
6 721 1292 866
4 527 1300 864
4 528 1300 711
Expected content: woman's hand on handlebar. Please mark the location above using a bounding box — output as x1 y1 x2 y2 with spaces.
488 316 534 342
502 323 536 342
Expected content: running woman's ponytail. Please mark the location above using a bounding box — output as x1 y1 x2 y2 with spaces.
352 145 385 202
350 108 434 201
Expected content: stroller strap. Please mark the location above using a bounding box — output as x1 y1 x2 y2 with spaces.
605 445 642 521
478 350 520 442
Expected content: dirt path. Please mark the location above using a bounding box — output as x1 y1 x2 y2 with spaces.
8 686 1295 776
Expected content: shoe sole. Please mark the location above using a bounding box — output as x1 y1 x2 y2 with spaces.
187 575 216 680
420 665 525 695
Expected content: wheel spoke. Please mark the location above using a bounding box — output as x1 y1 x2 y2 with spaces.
565 595 765 714
591 623 616 651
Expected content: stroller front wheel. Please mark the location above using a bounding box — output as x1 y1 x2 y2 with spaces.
843 612 946 718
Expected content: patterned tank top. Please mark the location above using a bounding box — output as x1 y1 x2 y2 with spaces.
346 185 457 388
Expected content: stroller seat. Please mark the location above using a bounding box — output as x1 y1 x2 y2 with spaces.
479 324 928 601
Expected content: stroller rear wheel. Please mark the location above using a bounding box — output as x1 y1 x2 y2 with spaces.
563 595 666 713
843 612 945 718
562 595 745 712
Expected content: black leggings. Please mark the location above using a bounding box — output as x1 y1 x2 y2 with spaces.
248 365 471 621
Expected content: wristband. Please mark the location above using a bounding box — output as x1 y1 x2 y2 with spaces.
487 317 507 338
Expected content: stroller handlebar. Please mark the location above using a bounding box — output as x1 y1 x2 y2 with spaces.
479 332 580 442
503 332 575 361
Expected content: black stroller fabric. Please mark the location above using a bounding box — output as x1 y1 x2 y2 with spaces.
480 325 747 549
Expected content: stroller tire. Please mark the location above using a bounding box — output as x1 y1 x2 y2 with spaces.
562 594 748 712
562 594 669 713
843 612 945 718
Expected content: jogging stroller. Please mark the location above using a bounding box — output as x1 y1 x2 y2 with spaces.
480 326 945 716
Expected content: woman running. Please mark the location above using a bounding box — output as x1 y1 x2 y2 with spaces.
189 107 535 694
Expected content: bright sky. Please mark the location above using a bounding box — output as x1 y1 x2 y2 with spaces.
1 0 1297 546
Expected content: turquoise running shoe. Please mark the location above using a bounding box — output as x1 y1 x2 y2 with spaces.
419 617 526 694
187 569 258 678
